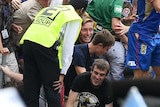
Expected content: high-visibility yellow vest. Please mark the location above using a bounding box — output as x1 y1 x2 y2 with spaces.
20 5 82 69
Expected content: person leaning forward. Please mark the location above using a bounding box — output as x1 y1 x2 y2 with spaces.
66 59 113 107
19 0 88 106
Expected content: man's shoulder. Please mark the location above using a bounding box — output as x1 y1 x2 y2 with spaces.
74 44 89 57
74 43 88 50
76 72 90 79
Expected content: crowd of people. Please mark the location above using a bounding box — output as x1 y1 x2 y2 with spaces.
0 0 160 107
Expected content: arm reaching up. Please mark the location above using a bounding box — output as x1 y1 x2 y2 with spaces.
0 65 23 81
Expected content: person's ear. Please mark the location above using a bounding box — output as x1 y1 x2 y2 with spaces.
106 70 109 76
97 43 103 47
79 8 85 16
90 68 93 73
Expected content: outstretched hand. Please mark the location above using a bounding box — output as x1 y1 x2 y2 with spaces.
114 22 129 36
0 47 10 55
0 65 10 74
11 0 22 10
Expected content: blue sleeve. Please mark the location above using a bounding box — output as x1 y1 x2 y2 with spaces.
72 45 87 67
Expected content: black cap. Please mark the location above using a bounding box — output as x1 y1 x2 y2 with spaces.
69 0 88 10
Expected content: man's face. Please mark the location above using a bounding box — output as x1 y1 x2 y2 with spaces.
90 65 107 87
79 21 94 43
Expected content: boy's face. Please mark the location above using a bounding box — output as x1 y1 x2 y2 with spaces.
90 65 107 87
79 21 94 43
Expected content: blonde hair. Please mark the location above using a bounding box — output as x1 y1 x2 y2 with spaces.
81 12 97 29
81 14 94 25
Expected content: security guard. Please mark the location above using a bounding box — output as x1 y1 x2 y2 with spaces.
20 0 88 106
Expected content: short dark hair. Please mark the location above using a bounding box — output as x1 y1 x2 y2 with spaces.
69 0 88 11
92 29 115 47
91 59 110 72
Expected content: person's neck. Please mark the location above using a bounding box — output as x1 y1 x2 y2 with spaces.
90 79 101 89
78 38 83 44
88 42 95 55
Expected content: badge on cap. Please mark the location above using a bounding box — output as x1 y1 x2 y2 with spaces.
122 8 130 17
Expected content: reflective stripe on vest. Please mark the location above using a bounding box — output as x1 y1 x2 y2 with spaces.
20 5 82 48
20 5 82 69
